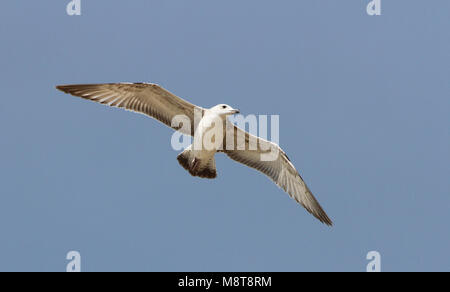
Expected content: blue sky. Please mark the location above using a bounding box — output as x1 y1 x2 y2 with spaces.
0 0 449 271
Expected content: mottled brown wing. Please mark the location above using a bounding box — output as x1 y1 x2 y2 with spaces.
224 125 332 226
56 83 203 135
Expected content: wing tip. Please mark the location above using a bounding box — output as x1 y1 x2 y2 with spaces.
298 196 333 226
305 205 333 226
55 85 72 94
312 206 333 227
320 215 333 227
55 83 155 92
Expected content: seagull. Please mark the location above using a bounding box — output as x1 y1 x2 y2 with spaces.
56 82 332 226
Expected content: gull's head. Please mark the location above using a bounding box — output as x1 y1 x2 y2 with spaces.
210 104 240 116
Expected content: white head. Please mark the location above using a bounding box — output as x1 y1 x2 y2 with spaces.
209 104 240 116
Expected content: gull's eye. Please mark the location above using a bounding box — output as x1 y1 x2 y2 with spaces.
222 105 227 109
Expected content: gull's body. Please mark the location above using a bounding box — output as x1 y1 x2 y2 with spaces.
56 82 333 226
178 107 231 178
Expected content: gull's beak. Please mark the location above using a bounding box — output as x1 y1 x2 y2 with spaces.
232 109 240 114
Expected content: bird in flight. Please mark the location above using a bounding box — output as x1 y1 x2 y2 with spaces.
56 83 332 226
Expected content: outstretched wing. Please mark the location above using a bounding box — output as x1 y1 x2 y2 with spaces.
56 83 203 135
224 125 332 226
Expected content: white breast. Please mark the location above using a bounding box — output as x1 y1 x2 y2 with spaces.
192 112 225 158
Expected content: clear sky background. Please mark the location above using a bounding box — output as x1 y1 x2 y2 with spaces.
0 1 449 272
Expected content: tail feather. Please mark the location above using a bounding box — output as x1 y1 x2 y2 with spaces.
177 147 217 179
177 150 192 172
196 158 217 179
